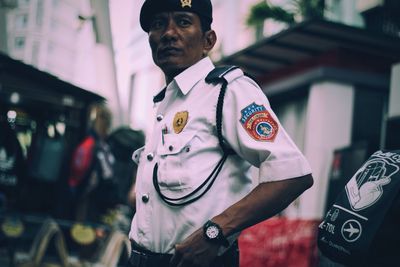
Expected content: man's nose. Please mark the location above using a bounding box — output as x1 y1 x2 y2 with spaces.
161 19 178 40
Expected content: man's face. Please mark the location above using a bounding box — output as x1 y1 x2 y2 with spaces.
148 11 213 80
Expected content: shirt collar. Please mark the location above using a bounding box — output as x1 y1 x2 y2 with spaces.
152 57 215 103
174 57 215 95
153 86 167 103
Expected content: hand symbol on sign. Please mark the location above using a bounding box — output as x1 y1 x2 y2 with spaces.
353 176 390 210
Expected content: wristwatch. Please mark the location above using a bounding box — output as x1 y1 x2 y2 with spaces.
203 220 229 247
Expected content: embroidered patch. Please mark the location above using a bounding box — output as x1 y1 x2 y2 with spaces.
239 103 278 142
173 111 189 134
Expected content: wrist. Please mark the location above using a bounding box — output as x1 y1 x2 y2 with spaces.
211 214 236 238
203 220 229 248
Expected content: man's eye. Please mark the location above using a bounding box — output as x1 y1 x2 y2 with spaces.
150 20 164 30
178 19 191 27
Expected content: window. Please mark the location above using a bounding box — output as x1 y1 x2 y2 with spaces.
14 37 25 49
31 42 40 65
18 0 30 6
48 43 54 54
15 14 29 29
128 74 136 120
50 19 58 30
36 0 43 27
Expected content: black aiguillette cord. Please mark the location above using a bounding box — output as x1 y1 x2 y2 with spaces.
152 80 235 206
152 154 228 206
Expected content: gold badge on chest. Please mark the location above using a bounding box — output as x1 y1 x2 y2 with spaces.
173 111 189 134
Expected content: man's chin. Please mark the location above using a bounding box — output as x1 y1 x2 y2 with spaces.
157 56 181 66
158 61 186 75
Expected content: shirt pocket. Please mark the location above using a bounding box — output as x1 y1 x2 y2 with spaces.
156 131 195 191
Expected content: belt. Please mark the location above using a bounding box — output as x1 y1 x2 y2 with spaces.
129 249 172 267
127 240 239 267
128 242 172 267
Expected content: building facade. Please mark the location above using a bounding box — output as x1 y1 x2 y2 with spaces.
5 0 122 125
6 0 93 86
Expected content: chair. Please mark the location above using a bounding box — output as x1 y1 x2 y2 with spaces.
15 218 79 267
87 230 131 267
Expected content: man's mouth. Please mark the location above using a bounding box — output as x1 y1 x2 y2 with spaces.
158 47 181 57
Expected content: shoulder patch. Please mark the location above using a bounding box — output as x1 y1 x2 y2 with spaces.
239 103 279 142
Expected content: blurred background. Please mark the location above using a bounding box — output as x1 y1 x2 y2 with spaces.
0 0 399 266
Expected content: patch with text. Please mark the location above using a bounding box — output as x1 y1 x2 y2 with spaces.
239 103 278 142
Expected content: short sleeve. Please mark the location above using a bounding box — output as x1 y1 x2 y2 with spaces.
222 75 312 183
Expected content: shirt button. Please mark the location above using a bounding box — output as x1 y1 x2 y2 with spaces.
156 114 163 121
185 146 190 153
141 194 149 203
147 153 154 161
168 145 173 151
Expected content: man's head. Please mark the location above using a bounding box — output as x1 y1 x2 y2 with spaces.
89 104 112 140
140 0 217 82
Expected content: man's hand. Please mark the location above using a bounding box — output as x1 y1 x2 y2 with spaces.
127 181 136 212
169 227 220 267
169 174 313 267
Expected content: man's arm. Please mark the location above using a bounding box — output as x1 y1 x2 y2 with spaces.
128 181 136 212
213 174 313 236
171 174 313 267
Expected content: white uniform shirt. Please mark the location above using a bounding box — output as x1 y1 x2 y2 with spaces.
129 57 311 253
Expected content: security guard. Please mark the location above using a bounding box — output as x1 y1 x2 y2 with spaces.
127 0 314 266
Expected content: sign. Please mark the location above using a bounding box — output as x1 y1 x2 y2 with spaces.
318 150 400 265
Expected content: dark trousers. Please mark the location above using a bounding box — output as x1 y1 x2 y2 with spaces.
126 241 239 267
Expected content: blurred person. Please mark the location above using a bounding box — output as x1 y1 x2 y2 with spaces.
0 107 26 212
106 127 145 230
106 127 145 208
126 1 314 266
68 103 117 223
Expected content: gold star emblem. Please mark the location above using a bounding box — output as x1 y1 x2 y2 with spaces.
181 0 192 8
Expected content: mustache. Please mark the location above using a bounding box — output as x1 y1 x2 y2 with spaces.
158 46 181 53
156 46 183 57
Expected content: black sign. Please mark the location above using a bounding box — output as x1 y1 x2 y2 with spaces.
318 150 400 265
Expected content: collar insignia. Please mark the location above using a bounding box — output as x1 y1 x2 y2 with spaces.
181 0 192 8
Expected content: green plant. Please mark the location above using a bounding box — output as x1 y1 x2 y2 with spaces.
294 0 325 20
247 0 325 26
247 1 295 26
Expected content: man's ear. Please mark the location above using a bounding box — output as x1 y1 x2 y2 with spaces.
203 30 217 55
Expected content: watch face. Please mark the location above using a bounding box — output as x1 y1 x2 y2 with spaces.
206 225 219 239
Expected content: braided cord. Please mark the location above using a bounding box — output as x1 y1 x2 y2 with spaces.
151 79 234 206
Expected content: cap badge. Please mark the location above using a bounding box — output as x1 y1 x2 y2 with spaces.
181 0 192 8
173 111 189 134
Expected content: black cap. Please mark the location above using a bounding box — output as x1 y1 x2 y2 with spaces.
140 0 213 32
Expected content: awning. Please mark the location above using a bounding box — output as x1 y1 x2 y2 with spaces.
218 19 400 78
0 52 104 105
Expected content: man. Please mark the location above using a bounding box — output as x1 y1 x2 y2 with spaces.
68 103 116 222
127 0 314 266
